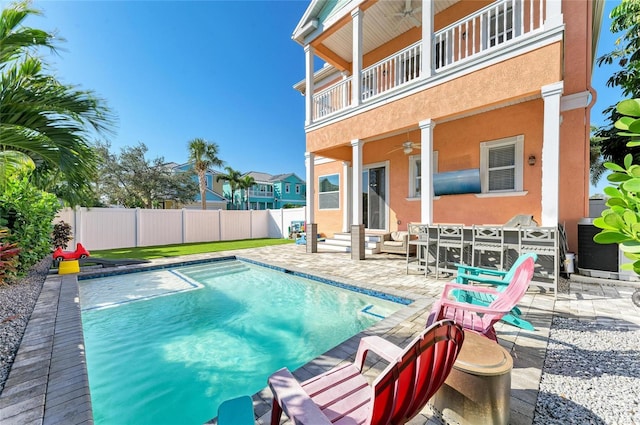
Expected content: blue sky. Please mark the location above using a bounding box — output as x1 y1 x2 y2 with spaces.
5 0 625 191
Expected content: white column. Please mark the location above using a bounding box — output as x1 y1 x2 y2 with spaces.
541 81 563 227
305 152 315 224
421 0 434 78
419 119 435 224
545 0 563 29
342 161 352 233
351 8 363 107
351 139 363 225
304 45 315 126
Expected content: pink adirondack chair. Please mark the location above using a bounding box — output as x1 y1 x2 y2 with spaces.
268 319 464 425
427 256 535 341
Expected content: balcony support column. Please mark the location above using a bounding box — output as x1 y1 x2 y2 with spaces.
419 119 435 224
305 152 315 222
304 45 315 126
342 161 352 233
421 0 434 78
541 81 563 227
351 8 363 107
351 139 363 226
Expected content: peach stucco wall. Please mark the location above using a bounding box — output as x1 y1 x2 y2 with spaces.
314 161 345 237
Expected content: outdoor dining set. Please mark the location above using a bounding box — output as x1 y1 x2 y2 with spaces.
404 222 563 297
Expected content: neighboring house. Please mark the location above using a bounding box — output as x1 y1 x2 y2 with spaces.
163 162 228 210
293 0 604 252
223 171 306 210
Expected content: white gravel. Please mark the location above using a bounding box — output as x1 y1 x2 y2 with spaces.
533 316 640 424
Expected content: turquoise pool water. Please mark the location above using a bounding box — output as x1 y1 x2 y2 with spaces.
79 259 405 425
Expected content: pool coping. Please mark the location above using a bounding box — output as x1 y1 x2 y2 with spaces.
0 253 426 425
0 274 92 425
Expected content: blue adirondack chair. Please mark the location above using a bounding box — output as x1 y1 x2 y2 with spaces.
452 253 538 331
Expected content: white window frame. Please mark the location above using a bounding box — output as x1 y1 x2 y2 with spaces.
318 173 340 210
285 183 290 194
295 184 301 194
479 135 524 194
408 151 438 199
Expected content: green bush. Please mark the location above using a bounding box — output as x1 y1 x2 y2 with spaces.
0 177 59 274
594 99 640 274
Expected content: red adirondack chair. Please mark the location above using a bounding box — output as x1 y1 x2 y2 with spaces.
428 256 535 341
268 319 464 425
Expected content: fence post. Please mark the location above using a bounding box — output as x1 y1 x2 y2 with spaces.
250 210 253 239
74 207 83 249
135 208 141 247
218 209 223 241
181 209 186 244
280 208 285 238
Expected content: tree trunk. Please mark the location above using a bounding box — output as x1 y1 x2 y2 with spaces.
199 171 207 210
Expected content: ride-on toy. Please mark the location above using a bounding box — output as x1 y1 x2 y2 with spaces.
53 243 90 263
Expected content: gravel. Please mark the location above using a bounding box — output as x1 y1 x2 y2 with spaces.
0 257 51 395
533 316 640 424
1 262 639 423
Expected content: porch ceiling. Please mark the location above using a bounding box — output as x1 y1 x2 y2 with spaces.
317 0 459 66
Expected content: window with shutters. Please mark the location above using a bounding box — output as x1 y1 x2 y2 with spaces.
480 135 523 193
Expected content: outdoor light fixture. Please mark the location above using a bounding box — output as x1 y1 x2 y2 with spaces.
528 155 536 166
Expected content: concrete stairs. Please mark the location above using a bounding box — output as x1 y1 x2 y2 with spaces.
317 232 386 255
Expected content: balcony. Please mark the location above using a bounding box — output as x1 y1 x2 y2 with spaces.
248 189 274 198
310 0 547 122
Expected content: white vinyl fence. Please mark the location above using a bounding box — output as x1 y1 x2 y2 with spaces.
55 207 306 250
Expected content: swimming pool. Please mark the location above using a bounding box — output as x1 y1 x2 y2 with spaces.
79 258 408 425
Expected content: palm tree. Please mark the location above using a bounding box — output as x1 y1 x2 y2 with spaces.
187 138 224 210
216 166 242 209
0 1 115 206
238 174 256 210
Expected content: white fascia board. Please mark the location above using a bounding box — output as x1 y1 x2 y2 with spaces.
293 64 340 94
561 91 591 111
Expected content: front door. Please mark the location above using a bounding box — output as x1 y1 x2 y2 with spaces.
363 166 386 230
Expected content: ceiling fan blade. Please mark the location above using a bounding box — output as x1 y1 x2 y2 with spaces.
409 14 421 27
387 146 404 154
404 0 412 13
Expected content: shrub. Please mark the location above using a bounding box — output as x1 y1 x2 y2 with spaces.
0 177 59 274
594 99 640 274
0 228 20 285
52 221 73 249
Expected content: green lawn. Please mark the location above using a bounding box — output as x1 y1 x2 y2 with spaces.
90 238 294 260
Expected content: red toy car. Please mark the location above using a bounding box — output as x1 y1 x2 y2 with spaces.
53 243 90 263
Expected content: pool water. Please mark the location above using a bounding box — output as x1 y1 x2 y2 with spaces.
79 260 404 425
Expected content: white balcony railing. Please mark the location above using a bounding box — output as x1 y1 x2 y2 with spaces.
434 0 544 70
249 189 274 198
310 0 546 122
312 78 352 120
361 41 422 101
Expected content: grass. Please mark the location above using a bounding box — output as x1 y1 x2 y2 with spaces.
90 238 294 260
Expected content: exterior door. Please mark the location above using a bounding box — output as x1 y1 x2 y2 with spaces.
363 166 386 230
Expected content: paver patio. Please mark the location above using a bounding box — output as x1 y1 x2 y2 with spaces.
1 243 638 425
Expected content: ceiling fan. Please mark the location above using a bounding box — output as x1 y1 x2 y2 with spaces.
389 140 422 155
391 0 422 29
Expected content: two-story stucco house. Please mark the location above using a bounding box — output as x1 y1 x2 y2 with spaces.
293 0 604 253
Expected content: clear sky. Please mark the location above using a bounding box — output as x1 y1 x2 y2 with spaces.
3 0 625 190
